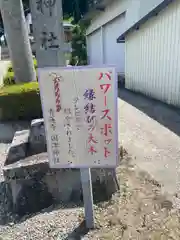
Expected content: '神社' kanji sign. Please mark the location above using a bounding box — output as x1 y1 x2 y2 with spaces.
29 0 65 67
38 66 118 168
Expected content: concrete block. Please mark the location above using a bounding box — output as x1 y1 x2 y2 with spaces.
29 118 46 154
3 152 49 181
5 130 30 165
3 152 119 215
44 169 82 203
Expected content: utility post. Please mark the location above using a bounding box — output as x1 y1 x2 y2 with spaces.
0 0 36 83
29 0 65 67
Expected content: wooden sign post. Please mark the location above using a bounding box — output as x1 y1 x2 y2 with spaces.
38 66 118 229
30 0 118 231
81 168 95 228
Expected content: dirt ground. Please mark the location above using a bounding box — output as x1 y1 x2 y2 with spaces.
1 148 180 239
85 148 180 240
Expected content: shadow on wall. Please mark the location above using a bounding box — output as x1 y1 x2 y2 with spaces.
119 88 180 138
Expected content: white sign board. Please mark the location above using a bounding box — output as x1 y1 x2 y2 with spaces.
38 66 118 168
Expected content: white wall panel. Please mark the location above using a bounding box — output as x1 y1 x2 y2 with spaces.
126 0 180 106
125 0 166 36
86 0 127 35
103 15 125 73
87 29 102 65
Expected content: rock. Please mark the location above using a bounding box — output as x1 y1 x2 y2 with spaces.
91 168 119 201
3 152 119 217
5 130 30 165
3 152 50 181
31 118 44 127
29 119 46 155
16 180 53 216
8 222 15 226
161 199 173 210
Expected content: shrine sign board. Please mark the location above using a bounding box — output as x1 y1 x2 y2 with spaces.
38 66 118 168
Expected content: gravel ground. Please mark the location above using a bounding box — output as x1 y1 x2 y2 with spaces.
1 89 180 239
0 207 85 240
0 149 180 239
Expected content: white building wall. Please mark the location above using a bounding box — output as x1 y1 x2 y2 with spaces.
139 0 167 18
126 0 180 106
125 0 141 30
87 0 166 36
121 0 166 38
87 14 125 73
86 0 127 35
87 29 103 65
103 14 125 73
86 0 126 73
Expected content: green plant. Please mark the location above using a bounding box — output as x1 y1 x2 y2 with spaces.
3 71 15 86
70 21 89 66
3 57 38 86
33 58 38 69
0 82 42 121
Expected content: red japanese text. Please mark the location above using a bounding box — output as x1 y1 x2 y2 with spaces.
99 71 113 158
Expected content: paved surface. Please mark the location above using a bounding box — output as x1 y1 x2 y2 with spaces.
0 60 10 86
119 88 180 195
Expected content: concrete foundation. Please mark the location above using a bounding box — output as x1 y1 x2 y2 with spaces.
3 119 119 216
3 152 119 214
